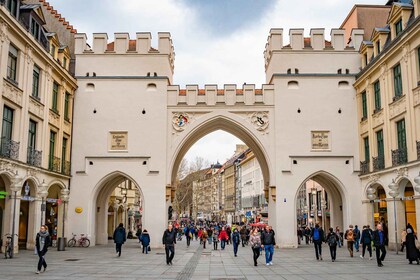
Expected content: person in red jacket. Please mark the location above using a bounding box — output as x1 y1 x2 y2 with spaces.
219 227 229 250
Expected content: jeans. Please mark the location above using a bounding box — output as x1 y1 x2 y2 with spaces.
329 245 337 261
221 239 226 249
233 242 239 256
116 243 122 256
213 241 218 250
264 244 274 264
208 237 212 244
252 247 260 265
362 242 372 257
375 244 386 265
165 244 175 264
37 254 47 271
354 239 360 251
242 239 246 247
313 240 322 259
142 244 149 254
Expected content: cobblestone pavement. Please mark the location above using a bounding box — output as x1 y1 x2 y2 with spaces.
1 238 419 279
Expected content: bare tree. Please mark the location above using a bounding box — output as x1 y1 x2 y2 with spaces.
189 156 209 172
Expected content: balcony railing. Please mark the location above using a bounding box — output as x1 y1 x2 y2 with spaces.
392 148 407 166
360 160 369 175
48 155 61 173
61 160 71 176
417 141 420 160
0 138 20 160
372 156 385 171
27 147 42 167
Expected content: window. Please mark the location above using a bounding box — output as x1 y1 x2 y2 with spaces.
364 137 370 162
63 57 67 69
62 137 68 173
7 0 18 17
374 80 381 112
32 65 40 98
7 45 18 82
30 18 40 40
1 106 14 156
50 44 56 58
376 41 380 54
52 82 59 112
395 19 403 37
376 130 384 159
28 120 37 149
361 91 367 120
396 119 406 150
64 92 70 121
48 130 56 170
364 53 368 66
393 64 402 98
418 47 420 79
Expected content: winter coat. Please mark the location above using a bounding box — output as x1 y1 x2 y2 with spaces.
113 226 127 244
326 232 339 246
405 232 419 261
373 230 387 247
232 231 240 245
310 227 325 242
219 230 228 241
35 231 51 256
361 229 372 244
162 229 177 245
261 230 276 245
202 230 208 241
140 232 150 247
240 228 247 240
249 233 262 248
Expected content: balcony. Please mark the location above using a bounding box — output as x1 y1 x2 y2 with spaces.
48 155 61 173
0 138 20 160
372 156 385 171
417 141 420 160
391 148 407 166
27 148 42 167
61 161 71 175
360 160 369 175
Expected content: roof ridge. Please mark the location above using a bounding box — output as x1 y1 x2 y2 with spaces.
38 0 77 33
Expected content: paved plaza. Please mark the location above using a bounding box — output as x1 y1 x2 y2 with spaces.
1 238 419 280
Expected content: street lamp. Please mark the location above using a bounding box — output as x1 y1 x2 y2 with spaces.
414 172 420 193
9 171 21 258
38 180 48 226
121 187 128 227
311 188 317 226
321 199 327 230
388 179 399 255
367 186 377 228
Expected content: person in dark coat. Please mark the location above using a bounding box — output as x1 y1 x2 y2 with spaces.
360 225 373 259
139 229 151 254
310 223 325 261
35 225 51 274
162 224 177 265
373 223 387 267
113 223 126 257
240 226 247 247
405 228 419 264
232 228 241 257
326 227 338 262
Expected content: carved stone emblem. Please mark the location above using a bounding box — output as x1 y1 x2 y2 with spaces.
249 112 269 132
172 113 190 132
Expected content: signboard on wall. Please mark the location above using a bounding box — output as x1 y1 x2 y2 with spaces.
109 131 128 151
311 131 330 150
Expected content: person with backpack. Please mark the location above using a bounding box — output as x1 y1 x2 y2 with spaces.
345 224 355 257
139 229 150 254
360 225 373 259
353 225 361 252
232 228 241 257
310 223 325 260
326 227 338 262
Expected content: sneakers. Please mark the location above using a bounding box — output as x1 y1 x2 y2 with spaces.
369 257 372 260
36 271 40 274
269 262 273 265
320 256 323 261
360 255 364 259
266 263 270 266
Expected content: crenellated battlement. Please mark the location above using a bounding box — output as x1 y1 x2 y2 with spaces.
264 28 364 69
167 84 274 106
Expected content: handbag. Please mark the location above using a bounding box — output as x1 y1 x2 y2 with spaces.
148 246 151 252
415 239 420 250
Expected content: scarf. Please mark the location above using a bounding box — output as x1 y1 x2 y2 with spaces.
38 231 49 252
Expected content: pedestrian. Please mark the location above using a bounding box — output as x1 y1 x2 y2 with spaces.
113 223 126 257
304 226 311 244
202 228 208 249
353 225 360 252
335 226 342 247
198 228 203 244
310 223 324 261
35 225 51 274
344 225 355 257
261 225 276 265
401 228 407 252
232 228 240 257
373 223 387 267
360 225 373 260
208 227 213 246
405 227 420 264
213 229 219 250
249 228 262 266
162 223 177 265
226 226 232 245
219 226 228 250
326 227 338 262
136 227 142 243
139 229 150 254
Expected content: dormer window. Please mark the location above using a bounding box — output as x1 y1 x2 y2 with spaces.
7 0 19 17
395 19 403 36
50 44 56 59
30 18 40 40
376 41 380 54
63 57 67 69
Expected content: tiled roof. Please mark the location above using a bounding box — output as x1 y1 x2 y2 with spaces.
38 0 77 33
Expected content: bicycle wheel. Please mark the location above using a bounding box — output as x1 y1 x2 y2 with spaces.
81 239 90 248
67 239 76 247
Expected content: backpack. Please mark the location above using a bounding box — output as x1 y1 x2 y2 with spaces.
347 229 354 241
328 233 337 246
313 228 320 241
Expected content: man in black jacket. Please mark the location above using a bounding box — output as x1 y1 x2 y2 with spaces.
162 224 177 265
373 223 387 267
261 225 276 265
310 223 325 260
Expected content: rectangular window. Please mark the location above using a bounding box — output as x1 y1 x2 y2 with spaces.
395 19 403 37
52 82 59 112
50 44 56 58
376 130 384 158
374 80 381 112
30 18 40 39
393 64 402 98
63 57 67 69
7 0 18 17
361 91 367 120
396 119 406 150
48 130 56 170
364 137 370 162
62 137 67 165
376 41 380 54
28 120 37 149
7 45 18 82
64 92 70 121
32 65 40 98
1 106 14 156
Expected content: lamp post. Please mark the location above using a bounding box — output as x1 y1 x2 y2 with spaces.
38 180 48 227
9 171 21 258
321 199 327 231
121 187 128 227
388 179 399 255
311 188 317 226
367 186 377 228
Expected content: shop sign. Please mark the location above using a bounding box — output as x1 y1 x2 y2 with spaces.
21 195 36 201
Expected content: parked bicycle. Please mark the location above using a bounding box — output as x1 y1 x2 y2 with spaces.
67 233 90 248
3 233 18 259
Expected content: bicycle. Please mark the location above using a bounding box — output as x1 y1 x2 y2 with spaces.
67 233 90 247
3 233 17 259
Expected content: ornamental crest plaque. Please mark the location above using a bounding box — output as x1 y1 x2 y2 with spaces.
250 112 269 132
172 113 190 132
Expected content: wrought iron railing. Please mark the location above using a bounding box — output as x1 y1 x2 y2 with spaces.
360 161 369 175
48 155 61 173
0 138 20 160
61 160 71 176
417 141 420 160
27 147 42 167
372 156 385 171
391 148 407 166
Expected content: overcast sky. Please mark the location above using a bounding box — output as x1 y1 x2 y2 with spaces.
51 0 385 165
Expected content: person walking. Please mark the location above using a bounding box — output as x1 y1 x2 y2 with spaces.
35 225 51 274
353 225 361 252
219 227 228 250
249 228 262 266
208 227 213 246
304 226 311 244
344 225 355 257
326 227 338 262
202 228 208 249
232 228 241 257
139 229 150 254
162 224 177 265
261 225 276 265
360 225 373 260
310 223 324 261
335 226 342 248
373 223 387 267
400 228 407 252
113 223 126 257
240 226 247 247
213 229 219 250
405 228 420 264
185 226 191 247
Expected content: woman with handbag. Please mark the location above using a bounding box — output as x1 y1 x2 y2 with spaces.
405 227 419 264
248 228 262 266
